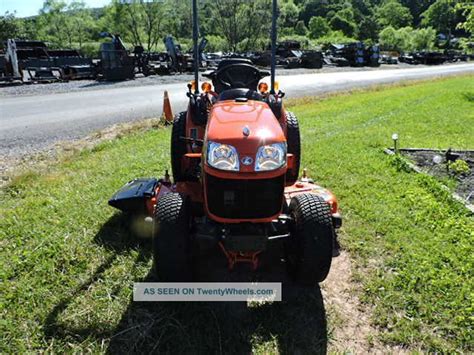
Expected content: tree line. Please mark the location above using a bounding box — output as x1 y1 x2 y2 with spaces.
1 0 473 56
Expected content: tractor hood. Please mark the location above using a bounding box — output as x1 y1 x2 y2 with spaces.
206 100 285 148
204 99 286 175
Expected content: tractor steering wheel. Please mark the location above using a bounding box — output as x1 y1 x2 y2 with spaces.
214 63 265 92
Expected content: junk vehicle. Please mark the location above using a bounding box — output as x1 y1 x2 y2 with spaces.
3 39 95 83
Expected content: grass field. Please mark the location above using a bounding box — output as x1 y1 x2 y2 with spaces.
1 75 473 353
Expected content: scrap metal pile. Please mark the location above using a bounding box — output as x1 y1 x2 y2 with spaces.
398 50 469 65
248 40 324 69
324 42 380 67
0 34 208 83
1 35 471 85
0 39 95 83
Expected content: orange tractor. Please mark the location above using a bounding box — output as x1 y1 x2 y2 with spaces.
109 0 341 285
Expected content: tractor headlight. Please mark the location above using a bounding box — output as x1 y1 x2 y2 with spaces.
207 141 239 171
255 142 286 171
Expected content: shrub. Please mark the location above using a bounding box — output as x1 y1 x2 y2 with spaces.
379 26 436 52
79 43 99 58
205 35 228 52
411 27 436 51
449 159 470 176
295 20 308 36
313 30 356 47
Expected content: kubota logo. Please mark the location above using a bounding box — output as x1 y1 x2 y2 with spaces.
241 156 253 165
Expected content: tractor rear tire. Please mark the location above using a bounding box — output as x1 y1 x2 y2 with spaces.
286 193 333 285
153 192 193 281
171 111 187 182
286 111 300 185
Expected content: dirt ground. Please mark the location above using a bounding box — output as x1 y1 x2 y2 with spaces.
323 251 410 353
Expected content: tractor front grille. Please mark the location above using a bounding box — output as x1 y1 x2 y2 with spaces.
206 174 284 219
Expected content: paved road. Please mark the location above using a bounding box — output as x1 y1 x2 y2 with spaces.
1 63 473 157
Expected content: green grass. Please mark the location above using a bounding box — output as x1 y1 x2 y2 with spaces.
1 75 473 353
294 75 474 351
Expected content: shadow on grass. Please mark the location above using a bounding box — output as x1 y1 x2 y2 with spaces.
107 278 327 354
93 212 153 254
43 213 152 341
43 213 328 354
107 242 328 354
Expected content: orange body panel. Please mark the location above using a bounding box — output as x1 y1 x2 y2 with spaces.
205 100 286 156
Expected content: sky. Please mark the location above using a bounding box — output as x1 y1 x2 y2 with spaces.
1 0 112 18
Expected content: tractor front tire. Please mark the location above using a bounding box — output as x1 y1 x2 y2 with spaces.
286 111 301 185
286 193 333 285
153 193 193 281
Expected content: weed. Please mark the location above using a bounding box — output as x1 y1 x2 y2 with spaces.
389 154 412 173
449 159 470 176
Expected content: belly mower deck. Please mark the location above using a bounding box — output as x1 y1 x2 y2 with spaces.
108 173 342 270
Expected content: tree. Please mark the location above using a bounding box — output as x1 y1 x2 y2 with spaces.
456 1 474 35
358 16 379 41
18 18 40 40
299 0 331 24
140 0 167 51
421 0 457 35
400 0 435 26
376 0 413 29
352 0 374 21
0 12 21 42
166 0 192 40
337 7 356 23
329 10 357 37
279 0 300 28
68 1 94 49
38 0 74 47
211 0 271 52
308 16 330 38
103 0 167 51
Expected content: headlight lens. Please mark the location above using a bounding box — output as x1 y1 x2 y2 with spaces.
207 141 239 171
255 142 286 171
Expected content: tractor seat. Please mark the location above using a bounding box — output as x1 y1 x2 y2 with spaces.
217 88 263 102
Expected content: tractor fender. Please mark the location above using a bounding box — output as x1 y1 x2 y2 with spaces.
284 181 339 215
